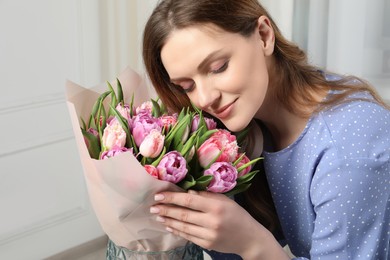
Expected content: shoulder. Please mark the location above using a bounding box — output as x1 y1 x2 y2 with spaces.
315 92 390 160
320 91 389 128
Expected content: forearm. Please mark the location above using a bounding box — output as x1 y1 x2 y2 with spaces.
240 224 291 260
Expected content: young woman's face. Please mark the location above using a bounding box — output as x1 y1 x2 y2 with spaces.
161 22 271 132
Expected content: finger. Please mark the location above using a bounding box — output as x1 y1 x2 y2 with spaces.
166 224 215 251
163 216 212 241
154 191 214 212
154 204 210 227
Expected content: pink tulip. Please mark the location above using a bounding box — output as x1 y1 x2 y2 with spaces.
102 117 127 150
132 113 162 147
197 129 239 168
139 129 164 158
100 147 133 160
204 162 238 193
135 101 153 115
159 115 177 129
144 165 159 179
235 153 252 177
157 151 188 183
116 103 131 122
191 115 217 132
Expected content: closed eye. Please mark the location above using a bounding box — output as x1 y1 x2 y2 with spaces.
211 61 229 74
172 80 195 93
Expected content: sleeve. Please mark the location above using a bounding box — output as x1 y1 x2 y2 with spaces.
307 157 390 259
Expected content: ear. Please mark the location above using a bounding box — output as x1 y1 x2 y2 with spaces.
257 16 275 56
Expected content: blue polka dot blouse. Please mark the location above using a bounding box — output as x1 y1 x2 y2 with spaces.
263 91 390 259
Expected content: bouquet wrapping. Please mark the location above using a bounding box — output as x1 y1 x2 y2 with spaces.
65 67 260 257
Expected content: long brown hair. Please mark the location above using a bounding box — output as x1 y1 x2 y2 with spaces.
142 0 388 232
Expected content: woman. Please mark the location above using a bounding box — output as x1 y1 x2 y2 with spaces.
143 0 390 259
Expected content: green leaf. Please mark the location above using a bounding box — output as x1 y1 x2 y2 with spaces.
196 111 208 136
116 78 124 103
236 157 262 173
204 149 223 169
87 114 95 130
224 183 252 197
106 81 118 117
191 102 201 113
235 127 250 147
192 175 213 191
151 98 161 117
129 93 135 117
165 114 191 149
177 107 189 122
160 102 167 114
151 147 166 167
178 175 196 190
81 128 101 159
91 90 111 122
197 129 218 148
129 134 138 154
188 148 202 179
96 99 104 138
236 170 259 185
233 153 246 167
96 101 108 143
181 126 204 156
174 116 190 147
80 117 87 130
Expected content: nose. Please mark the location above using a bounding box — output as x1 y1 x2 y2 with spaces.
194 78 220 110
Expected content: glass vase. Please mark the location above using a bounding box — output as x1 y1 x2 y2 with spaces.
106 239 204 260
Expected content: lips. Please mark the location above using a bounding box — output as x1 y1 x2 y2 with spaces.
214 99 237 119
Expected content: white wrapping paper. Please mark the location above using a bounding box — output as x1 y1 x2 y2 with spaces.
65 67 188 251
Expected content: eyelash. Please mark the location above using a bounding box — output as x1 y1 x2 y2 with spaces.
182 82 195 93
173 82 195 94
173 61 229 93
211 61 229 74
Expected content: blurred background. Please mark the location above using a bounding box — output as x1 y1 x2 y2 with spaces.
0 0 389 259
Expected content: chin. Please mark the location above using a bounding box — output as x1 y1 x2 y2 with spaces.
222 118 251 133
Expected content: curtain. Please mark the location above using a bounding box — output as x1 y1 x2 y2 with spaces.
292 0 390 100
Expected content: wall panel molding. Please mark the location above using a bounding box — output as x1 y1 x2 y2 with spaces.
0 205 89 246
0 129 74 158
0 93 74 157
0 92 65 115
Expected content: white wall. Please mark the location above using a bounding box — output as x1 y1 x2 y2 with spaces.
1 1 388 259
0 1 105 259
0 1 164 258
298 0 390 100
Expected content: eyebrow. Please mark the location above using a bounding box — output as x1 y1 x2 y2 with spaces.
170 49 223 82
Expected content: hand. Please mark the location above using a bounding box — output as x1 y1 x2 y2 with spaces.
150 190 268 256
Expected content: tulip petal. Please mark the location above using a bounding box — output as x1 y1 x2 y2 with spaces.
109 104 132 148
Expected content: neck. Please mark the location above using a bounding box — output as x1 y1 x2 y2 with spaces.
256 104 309 151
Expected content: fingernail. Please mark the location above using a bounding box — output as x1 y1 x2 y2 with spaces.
154 194 165 201
166 227 173 233
150 207 159 214
156 216 165 223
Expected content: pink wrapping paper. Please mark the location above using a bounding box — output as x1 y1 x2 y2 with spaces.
65 67 188 251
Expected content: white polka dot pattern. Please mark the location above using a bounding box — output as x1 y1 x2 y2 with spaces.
263 93 390 259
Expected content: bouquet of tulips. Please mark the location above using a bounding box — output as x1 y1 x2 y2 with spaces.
65 67 261 258
81 79 260 196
